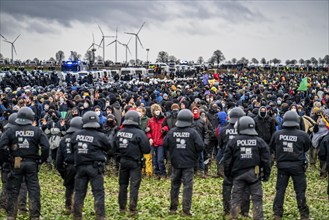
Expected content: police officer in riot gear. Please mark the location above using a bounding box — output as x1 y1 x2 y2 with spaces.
163 109 204 216
224 116 271 220
71 111 112 220
270 111 311 220
0 107 50 220
0 113 28 213
218 107 250 216
113 110 150 215
56 116 83 215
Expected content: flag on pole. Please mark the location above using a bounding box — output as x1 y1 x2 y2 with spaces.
297 77 308 91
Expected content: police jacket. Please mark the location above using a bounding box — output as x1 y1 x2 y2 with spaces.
218 123 238 152
71 128 112 166
269 127 310 169
224 134 271 179
0 124 49 163
56 132 75 176
318 134 329 170
113 125 151 161
163 127 204 169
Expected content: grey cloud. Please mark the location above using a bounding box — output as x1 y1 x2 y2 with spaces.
0 1 166 29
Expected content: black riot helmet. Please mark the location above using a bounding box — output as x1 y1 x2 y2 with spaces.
4 113 18 129
123 110 140 126
175 109 194 128
67 117 83 133
82 111 100 128
234 116 258 135
282 111 300 128
15 107 35 125
228 107 245 124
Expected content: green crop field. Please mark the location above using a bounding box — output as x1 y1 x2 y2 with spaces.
0 164 328 220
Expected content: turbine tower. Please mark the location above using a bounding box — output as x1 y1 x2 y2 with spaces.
1 34 20 64
118 37 132 64
107 27 121 63
87 32 100 64
98 25 115 62
124 22 145 65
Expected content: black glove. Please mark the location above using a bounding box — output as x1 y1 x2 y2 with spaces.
303 160 308 172
261 175 269 182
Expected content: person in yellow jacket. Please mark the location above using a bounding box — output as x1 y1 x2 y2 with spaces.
136 106 152 176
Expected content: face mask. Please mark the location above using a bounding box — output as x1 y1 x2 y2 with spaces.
83 103 89 109
106 102 110 107
59 98 64 103
291 109 296 112
206 98 210 102
95 111 101 116
154 110 160 116
172 109 179 116
137 112 142 117
277 101 282 105
260 112 266 117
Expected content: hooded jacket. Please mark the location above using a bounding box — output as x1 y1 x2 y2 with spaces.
254 106 276 143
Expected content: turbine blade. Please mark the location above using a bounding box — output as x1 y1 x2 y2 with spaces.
87 44 93 51
92 32 95 43
13 34 20 43
0 34 7 40
98 38 103 48
13 45 17 55
107 40 115 46
136 22 145 35
127 37 132 45
98 24 104 36
127 46 132 56
124 32 135 35
3 40 10 43
137 36 144 49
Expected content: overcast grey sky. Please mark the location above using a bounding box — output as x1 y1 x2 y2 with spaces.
0 0 328 63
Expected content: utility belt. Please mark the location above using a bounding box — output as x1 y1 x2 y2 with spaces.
121 156 146 168
11 156 38 169
77 161 105 174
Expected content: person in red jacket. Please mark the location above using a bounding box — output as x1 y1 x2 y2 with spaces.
146 104 167 178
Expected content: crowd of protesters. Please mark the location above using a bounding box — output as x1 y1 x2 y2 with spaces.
0 67 329 218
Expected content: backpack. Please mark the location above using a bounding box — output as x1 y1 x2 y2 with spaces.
302 115 316 134
48 122 61 149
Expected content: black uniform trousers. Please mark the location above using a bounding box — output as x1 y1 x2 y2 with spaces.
222 175 250 215
170 167 194 213
273 167 309 219
73 164 105 219
231 169 263 220
63 164 76 209
118 159 142 211
0 163 28 210
6 160 40 218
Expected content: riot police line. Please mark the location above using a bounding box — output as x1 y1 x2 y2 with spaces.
0 68 329 220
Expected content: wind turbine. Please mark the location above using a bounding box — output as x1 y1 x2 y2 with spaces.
98 25 115 62
118 37 132 64
87 33 100 65
124 22 145 65
107 27 121 63
1 34 20 64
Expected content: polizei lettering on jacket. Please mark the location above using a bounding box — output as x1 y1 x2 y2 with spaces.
226 129 238 135
15 131 34 137
173 132 190 138
76 135 94 143
279 135 297 142
117 132 133 139
237 139 257 146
